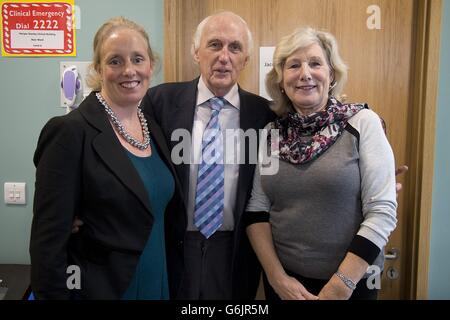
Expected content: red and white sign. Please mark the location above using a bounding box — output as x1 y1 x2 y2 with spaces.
1 1 75 56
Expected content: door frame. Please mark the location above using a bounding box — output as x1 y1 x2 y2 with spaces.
163 0 444 299
406 0 442 299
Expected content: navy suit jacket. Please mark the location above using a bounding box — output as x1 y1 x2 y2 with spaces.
30 92 185 299
141 78 276 299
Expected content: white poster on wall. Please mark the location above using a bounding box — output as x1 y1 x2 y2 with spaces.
259 46 275 100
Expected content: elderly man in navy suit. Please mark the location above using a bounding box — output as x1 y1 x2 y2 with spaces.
142 11 275 299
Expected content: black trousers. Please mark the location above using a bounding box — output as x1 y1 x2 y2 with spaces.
263 269 378 300
177 231 234 300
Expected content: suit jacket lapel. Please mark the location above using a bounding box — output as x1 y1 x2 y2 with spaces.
79 92 153 214
234 88 257 223
238 88 255 135
170 79 198 207
170 80 198 134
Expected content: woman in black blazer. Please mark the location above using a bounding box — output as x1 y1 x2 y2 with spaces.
30 17 184 299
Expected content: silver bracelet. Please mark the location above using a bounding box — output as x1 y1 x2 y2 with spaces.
334 271 357 290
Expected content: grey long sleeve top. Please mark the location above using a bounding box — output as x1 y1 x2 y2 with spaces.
245 109 398 279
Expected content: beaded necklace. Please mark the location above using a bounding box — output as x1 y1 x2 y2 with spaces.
96 92 150 150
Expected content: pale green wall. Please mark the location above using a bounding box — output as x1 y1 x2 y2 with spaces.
0 0 164 264
428 0 450 299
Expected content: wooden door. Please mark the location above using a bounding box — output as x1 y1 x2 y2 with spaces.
164 0 442 299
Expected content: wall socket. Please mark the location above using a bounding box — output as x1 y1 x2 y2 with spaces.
4 182 26 205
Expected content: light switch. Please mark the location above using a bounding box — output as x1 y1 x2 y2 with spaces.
4 182 26 204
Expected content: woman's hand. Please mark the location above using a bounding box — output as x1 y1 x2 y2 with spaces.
71 216 84 233
269 273 318 300
395 165 408 197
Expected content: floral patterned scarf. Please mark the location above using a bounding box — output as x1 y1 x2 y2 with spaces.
268 97 367 165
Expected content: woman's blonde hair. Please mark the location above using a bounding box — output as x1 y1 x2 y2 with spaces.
266 27 348 116
85 17 157 91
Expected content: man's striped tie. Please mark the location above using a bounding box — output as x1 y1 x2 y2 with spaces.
194 97 225 239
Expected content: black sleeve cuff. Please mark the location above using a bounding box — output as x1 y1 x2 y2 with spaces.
348 235 381 265
243 211 270 228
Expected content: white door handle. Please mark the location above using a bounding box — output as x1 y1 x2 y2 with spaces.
385 248 399 260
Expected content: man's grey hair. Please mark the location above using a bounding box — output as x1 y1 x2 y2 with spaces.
190 11 254 58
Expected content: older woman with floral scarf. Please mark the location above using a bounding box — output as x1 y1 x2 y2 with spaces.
244 27 397 300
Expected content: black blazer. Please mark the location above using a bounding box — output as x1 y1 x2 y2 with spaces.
30 92 185 299
142 78 276 299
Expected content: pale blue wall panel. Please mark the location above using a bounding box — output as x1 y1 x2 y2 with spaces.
0 0 164 264
429 0 450 299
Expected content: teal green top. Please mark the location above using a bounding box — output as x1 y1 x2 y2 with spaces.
121 140 174 300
